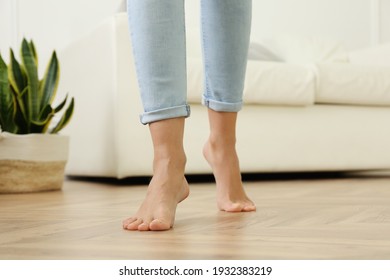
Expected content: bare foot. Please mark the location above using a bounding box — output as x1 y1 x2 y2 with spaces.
122 157 189 231
203 140 256 212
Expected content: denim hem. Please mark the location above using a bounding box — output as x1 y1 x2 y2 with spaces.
140 104 191 125
202 96 242 112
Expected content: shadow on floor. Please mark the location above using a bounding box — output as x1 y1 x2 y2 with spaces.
66 169 390 186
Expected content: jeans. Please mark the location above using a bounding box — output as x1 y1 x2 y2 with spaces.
127 0 252 124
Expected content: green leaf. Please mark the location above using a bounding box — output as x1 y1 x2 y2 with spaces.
53 94 68 113
0 53 18 133
30 109 54 133
1 38 75 134
38 103 54 121
37 103 56 133
21 38 39 122
38 104 55 133
29 40 38 67
13 87 29 133
39 51 59 109
8 49 27 95
50 97 74 134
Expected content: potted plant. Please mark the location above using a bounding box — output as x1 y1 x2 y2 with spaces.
0 38 74 193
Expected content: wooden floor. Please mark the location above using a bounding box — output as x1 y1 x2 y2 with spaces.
1 173 390 260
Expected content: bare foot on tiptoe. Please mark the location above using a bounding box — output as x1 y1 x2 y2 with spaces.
122 157 189 231
203 140 256 212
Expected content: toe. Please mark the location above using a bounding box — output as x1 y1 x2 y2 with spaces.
222 202 244 212
242 204 256 212
126 218 143 230
150 219 172 231
122 217 137 228
138 222 151 231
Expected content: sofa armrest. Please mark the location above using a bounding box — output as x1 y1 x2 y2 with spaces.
59 13 152 178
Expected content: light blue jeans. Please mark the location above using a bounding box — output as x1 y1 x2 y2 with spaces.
127 0 252 124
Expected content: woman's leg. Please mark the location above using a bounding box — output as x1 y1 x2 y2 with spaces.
123 118 189 231
201 0 256 212
123 0 189 231
126 0 190 124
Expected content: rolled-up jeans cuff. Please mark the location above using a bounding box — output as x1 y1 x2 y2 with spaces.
202 96 242 112
140 104 191 125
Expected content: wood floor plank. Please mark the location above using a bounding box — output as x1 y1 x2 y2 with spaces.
1 175 390 259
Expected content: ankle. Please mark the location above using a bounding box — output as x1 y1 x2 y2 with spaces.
207 137 236 152
153 151 186 173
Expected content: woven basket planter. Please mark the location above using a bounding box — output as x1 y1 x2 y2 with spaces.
0 132 69 194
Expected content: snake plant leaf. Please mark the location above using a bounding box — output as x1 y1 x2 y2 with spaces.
39 51 59 110
15 87 29 124
32 99 54 133
28 40 38 67
0 53 9 126
38 104 55 133
13 87 29 133
53 94 68 113
8 49 27 95
2 38 75 134
21 38 39 122
38 103 54 121
0 54 18 133
30 110 54 133
50 97 74 134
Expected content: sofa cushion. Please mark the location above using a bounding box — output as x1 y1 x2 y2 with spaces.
243 60 315 106
187 58 315 106
348 43 390 67
247 42 283 61
262 35 349 64
315 63 390 106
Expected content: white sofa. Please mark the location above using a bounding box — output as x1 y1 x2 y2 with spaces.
59 13 390 178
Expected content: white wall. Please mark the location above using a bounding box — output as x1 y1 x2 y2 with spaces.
0 0 18 59
185 0 385 51
1 0 389 63
1 0 125 66
251 0 372 50
381 0 390 43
